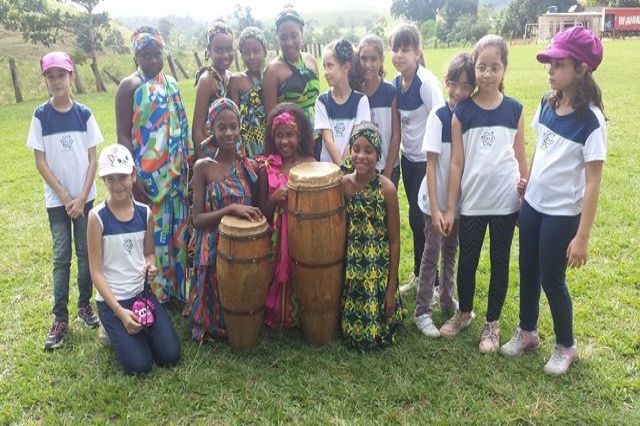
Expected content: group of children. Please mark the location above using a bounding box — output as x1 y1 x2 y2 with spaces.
27 5 606 376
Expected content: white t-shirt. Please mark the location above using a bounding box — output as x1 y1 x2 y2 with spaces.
91 200 150 302
26 101 102 208
315 90 371 162
368 81 399 171
526 97 607 216
394 65 445 163
418 103 459 217
455 96 523 216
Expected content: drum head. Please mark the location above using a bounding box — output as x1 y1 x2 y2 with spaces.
288 161 342 189
219 215 268 237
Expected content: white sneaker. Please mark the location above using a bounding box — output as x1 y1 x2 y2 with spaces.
399 273 419 294
415 314 440 338
544 343 577 375
500 327 541 357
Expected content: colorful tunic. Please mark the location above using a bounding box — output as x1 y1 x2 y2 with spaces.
187 157 257 343
131 70 194 303
239 77 266 158
341 173 405 350
197 66 230 159
277 55 320 128
256 155 297 328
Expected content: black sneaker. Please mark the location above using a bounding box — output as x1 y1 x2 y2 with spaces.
78 304 100 328
44 321 68 351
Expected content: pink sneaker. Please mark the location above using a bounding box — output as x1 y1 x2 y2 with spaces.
440 310 476 337
478 320 500 354
544 343 577 375
500 327 541 357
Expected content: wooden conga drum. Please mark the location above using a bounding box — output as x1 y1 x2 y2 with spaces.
217 215 271 351
288 162 346 345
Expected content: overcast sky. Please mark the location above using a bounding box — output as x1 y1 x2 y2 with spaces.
97 0 392 20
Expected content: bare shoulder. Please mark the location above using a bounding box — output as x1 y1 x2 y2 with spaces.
117 72 142 95
195 70 215 91
301 53 318 72
342 173 357 198
380 175 398 199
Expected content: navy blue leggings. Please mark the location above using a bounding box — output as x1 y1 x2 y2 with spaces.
519 201 580 346
98 294 181 375
401 156 426 277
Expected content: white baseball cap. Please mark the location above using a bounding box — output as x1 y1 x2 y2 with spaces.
98 144 135 177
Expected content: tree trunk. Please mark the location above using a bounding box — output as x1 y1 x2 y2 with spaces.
9 58 23 103
72 61 85 94
193 51 202 68
87 7 106 92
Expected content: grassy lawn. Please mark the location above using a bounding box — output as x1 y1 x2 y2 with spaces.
0 40 638 424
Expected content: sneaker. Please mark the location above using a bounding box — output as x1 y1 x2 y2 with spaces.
440 310 476 337
478 320 500 354
415 314 440 338
78 304 100 328
399 273 419 294
98 324 111 347
44 320 68 351
544 343 577 375
500 327 541 357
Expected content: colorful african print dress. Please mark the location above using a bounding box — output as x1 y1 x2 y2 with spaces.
239 77 266 158
277 55 320 127
187 157 257 343
131 69 194 303
196 66 230 159
256 154 297 328
341 173 405 350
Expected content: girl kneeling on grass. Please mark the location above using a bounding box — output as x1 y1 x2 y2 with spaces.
88 144 181 375
500 27 606 375
341 122 406 350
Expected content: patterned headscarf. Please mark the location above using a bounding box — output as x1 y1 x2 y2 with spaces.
206 21 233 50
275 6 304 30
131 31 164 55
238 27 267 52
349 122 382 159
208 97 240 124
271 111 298 135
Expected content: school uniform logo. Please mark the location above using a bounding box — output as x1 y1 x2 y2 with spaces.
480 131 495 149
60 135 74 150
541 129 556 150
122 238 134 254
335 121 346 137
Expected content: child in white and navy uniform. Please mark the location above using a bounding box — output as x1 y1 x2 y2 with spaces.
87 144 180 375
315 38 370 164
440 36 528 355
352 34 401 186
27 51 102 351
414 53 475 338
501 27 606 376
390 25 445 292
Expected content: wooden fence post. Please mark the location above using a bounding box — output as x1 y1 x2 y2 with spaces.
102 68 121 85
167 53 179 81
193 51 203 68
72 61 85 94
174 58 189 78
8 58 23 103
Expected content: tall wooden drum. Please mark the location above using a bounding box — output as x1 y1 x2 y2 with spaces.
217 215 271 351
288 162 346 345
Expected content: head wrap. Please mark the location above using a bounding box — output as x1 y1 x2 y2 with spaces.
207 21 233 50
275 6 304 31
334 39 354 64
271 111 298 135
131 31 164 55
208 97 240 124
349 122 382 159
238 27 267 52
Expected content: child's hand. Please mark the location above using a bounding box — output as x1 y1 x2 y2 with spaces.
384 290 395 320
431 210 446 236
66 198 85 219
231 204 263 221
116 308 143 334
442 210 455 237
517 178 527 196
143 263 158 281
567 235 588 268
269 187 288 205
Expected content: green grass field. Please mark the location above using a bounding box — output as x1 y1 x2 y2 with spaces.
0 41 638 424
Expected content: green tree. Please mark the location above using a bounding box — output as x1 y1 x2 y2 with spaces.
499 0 576 39
390 0 445 21
233 3 259 30
0 0 66 46
158 17 172 46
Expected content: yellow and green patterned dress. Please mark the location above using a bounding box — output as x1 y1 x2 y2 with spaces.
341 173 405 350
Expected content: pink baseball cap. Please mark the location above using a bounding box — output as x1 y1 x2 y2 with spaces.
41 51 74 74
536 26 603 72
